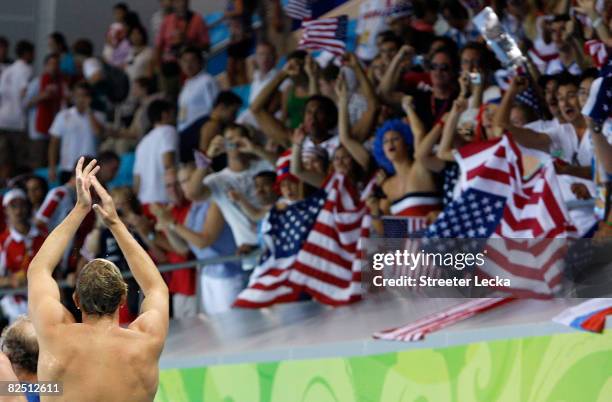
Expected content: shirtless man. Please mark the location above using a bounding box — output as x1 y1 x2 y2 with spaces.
27 157 169 402
0 316 39 402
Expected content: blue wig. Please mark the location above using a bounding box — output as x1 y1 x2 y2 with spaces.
372 119 414 175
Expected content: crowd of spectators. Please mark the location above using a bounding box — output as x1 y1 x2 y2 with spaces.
0 0 610 326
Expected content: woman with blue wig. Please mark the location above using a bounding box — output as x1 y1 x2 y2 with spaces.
369 112 442 229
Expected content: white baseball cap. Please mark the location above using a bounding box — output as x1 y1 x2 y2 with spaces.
2 188 27 207
83 57 103 80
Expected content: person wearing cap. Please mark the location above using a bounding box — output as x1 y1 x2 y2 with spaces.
47 82 105 184
82 57 112 114
0 189 46 323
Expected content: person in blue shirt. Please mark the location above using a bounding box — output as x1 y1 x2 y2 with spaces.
48 32 76 77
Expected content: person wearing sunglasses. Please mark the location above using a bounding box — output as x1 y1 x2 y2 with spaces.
379 45 459 131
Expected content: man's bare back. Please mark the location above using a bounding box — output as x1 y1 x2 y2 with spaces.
27 159 170 402
38 324 162 402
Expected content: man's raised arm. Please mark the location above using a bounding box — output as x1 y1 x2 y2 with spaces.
27 158 100 331
90 177 169 340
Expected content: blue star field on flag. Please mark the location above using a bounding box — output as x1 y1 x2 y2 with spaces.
266 192 326 259
424 189 506 239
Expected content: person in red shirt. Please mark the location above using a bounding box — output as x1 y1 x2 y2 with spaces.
155 0 210 98
156 0 210 62
27 53 67 168
0 189 46 287
150 170 196 319
0 189 46 322
35 53 66 136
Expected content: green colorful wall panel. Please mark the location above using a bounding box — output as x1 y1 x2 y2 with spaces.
155 331 612 402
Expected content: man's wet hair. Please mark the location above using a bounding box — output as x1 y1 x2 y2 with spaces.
0 316 38 375
76 259 128 316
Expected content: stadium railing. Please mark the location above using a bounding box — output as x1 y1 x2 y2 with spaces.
0 251 262 315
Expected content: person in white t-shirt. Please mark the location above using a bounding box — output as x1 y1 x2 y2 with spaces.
133 98 178 206
48 82 105 184
236 41 279 129
0 41 34 132
0 40 34 180
496 74 591 173
177 47 220 132
185 124 273 249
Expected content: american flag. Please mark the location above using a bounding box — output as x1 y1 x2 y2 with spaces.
284 0 312 20
581 76 611 123
424 135 577 297
373 298 514 342
233 191 326 308
494 67 544 118
584 40 609 69
288 174 372 305
515 85 543 119
299 15 349 57
380 217 441 283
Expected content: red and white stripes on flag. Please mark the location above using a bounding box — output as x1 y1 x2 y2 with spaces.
285 0 312 20
480 238 568 298
232 248 301 308
373 298 513 342
458 135 576 297
289 174 374 305
456 135 576 239
299 15 349 56
584 39 609 69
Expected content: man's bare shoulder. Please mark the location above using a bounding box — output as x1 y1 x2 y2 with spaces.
44 322 164 353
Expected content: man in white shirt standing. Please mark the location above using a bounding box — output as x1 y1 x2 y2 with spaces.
237 41 279 129
177 46 219 133
185 124 273 252
48 82 105 184
498 74 590 172
496 74 597 236
0 40 34 180
133 98 178 207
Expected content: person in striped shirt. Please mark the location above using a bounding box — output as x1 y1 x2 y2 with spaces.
0 189 46 287
0 189 47 323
